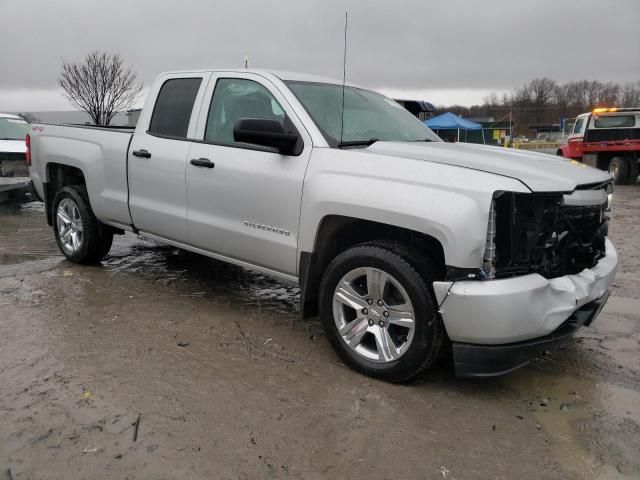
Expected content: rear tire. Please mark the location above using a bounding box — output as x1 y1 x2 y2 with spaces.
609 156 630 185
319 242 445 382
52 185 113 264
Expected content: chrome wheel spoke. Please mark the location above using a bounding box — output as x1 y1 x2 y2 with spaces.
71 232 80 250
373 327 399 362
339 318 368 347
60 227 72 243
365 268 387 300
57 210 71 224
386 304 414 329
335 281 367 310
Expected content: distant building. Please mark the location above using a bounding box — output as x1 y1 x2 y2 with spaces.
529 123 563 142
464 117 513 145
467 116 496 124
394 100 436 121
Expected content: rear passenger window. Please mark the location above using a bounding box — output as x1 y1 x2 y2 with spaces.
149 78 202 138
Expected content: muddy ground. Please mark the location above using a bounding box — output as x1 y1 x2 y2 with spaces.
0 187 639 480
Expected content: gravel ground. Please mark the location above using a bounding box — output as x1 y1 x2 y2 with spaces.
0 185 638 479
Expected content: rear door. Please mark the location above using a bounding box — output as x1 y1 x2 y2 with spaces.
185 72 312 276
128 73 209 242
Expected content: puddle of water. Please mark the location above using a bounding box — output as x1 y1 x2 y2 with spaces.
0 202 300 315
505 359 640 479
0 201 57 265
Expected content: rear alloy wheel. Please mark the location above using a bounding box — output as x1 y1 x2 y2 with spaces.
320 243 445 382
53 185 113 264
609 156 630 185
56 198 84 255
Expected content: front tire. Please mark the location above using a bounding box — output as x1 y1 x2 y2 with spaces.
319 243 445 382
53 185 113 263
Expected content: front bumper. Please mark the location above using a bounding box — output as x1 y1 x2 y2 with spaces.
452 291 609 377
433 238 617 376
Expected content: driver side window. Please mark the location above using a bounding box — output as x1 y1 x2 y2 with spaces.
205 78 285 145
573 118 584 135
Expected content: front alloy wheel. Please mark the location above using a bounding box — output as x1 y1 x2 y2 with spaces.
333 267 416 363
320 243 446 382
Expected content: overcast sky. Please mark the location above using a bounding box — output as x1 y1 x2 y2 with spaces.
1 0 639 111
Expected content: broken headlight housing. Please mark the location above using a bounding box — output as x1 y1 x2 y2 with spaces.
490 187 609 280
481 197 497 279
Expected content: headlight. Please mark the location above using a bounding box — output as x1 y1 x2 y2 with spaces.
482 199 496 279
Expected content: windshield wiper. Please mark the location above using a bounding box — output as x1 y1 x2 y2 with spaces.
337 138 378 148
407 138 433 142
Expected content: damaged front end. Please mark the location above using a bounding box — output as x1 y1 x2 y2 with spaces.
491 182 612 280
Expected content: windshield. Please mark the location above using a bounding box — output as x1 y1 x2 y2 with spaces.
0 117 29 140
286 81 441 147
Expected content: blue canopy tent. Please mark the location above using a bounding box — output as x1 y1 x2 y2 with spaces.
424 112 484 143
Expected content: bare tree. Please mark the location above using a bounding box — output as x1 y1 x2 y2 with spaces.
59 51 143 125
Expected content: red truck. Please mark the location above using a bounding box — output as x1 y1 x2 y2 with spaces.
558 107 640 184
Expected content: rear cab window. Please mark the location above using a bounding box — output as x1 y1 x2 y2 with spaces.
149 78 203 138
593 115 636 129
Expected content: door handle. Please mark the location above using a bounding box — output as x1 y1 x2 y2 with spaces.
190 158 215 168
132 149 152 158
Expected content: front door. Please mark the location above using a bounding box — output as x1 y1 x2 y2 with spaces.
185 74 312 276
567 115 587 158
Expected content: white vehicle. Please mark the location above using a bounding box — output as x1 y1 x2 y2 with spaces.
0 113 29 176
27 69 617 381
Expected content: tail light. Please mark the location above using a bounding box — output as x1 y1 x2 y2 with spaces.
25 134 32 166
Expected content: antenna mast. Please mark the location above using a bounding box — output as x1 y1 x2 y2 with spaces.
339 11 348 145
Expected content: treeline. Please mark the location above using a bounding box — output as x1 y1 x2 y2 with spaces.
438 78 640 136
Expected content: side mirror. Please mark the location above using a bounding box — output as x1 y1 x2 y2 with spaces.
233 118 301 155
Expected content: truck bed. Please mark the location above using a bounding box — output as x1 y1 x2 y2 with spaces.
29 122 134 229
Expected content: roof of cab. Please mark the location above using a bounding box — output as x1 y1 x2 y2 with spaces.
156 69 360 88
0 113 24 119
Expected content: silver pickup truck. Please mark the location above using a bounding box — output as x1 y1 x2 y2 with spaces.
28 69 617 381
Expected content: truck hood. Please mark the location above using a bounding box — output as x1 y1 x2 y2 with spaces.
0 139 26 154
366 141 611 192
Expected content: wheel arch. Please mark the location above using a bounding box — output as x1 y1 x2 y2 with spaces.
299 215 446 318
45 163 87 226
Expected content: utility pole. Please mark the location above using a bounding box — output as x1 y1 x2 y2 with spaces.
509 110 513 147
